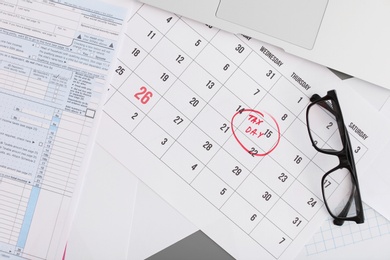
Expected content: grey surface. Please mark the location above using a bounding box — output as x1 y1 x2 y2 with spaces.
147 230 235 260
328 68 353 81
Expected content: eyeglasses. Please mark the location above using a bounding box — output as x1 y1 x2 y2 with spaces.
306 90 364 226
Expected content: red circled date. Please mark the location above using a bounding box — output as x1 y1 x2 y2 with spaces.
134 86 153 104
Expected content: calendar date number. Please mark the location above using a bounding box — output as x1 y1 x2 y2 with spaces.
134 86 153 104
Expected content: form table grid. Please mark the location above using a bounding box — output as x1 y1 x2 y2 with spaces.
305 203 390 255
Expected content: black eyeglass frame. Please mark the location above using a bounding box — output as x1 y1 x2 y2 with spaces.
306 90 364 226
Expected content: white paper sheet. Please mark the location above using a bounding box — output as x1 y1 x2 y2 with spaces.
0 1 126 259
367 102 390 220
65 144 138 260
127 178 198 260
345 78 390 221
64 143 197 260
98 4 390 260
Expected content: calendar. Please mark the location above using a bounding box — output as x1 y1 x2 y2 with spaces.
98 4 390 259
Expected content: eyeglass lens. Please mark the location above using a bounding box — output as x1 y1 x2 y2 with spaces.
323 168 358 219
307 99 343 152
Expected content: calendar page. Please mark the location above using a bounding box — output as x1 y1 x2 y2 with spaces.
98 4 390 259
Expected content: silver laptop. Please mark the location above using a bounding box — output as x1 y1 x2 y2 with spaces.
140 0 390 89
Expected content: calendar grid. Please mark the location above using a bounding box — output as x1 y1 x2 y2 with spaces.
138 23 311 255
144 19 261 221
213 58 312 252
104 4 376 259
113 10 326 257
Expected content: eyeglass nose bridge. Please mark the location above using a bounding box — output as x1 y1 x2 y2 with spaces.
337 152 350 167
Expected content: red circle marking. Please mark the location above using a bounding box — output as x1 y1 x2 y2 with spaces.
230 109 281 156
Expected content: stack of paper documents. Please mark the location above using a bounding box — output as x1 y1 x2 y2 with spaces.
2 1 390 259
68 2 390 260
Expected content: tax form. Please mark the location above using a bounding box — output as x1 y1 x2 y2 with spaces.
0 1 126 259
99 4 390 259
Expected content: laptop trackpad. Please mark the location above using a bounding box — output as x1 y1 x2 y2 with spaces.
216 0 328 49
